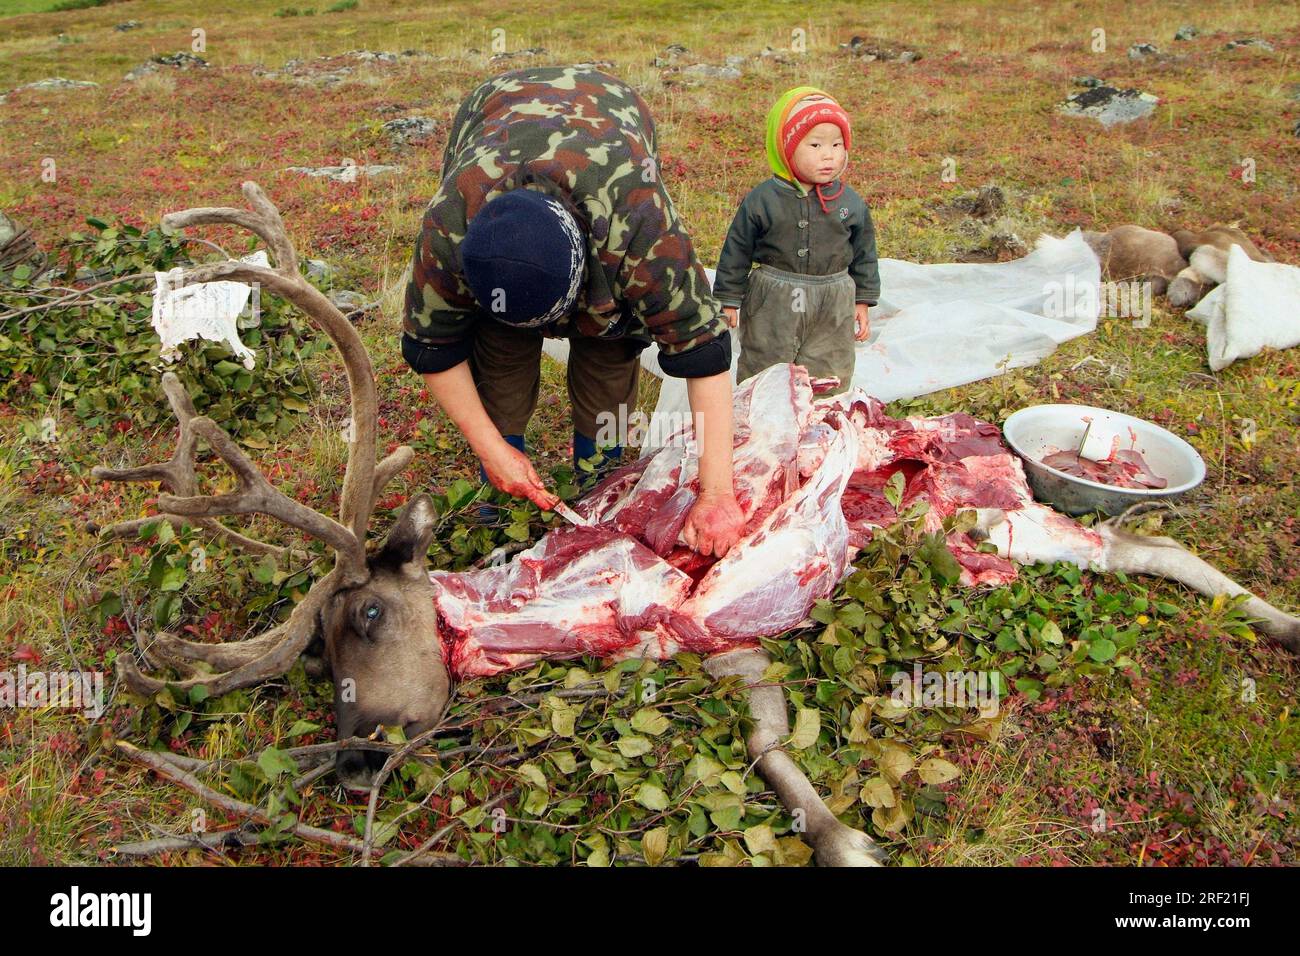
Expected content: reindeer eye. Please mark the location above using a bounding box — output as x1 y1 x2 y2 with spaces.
353 600 383 640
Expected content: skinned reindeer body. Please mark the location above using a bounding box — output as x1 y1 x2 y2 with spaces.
98 185 1299 867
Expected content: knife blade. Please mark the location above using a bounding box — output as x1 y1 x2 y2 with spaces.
552 501 591 527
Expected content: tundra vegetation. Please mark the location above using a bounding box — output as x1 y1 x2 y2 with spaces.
0 0 1297 865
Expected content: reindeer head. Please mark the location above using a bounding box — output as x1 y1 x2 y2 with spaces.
322 495 451 790
92 182 453 792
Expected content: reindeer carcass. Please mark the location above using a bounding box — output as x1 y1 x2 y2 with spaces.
1081 223 1277 309
1082 224 1187 297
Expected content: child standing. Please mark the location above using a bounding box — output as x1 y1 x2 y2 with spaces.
714 87 880 392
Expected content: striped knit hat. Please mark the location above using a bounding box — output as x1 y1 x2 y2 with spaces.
766 87 852 212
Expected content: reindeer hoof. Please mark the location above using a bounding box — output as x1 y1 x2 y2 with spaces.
1166 275 1206 309
814 823 888 867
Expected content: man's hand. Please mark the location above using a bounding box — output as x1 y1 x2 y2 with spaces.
683 371 740 555
854 303 871 342
480 440 559 511
723 306 740 328
682 488 745 558
422 362 559 509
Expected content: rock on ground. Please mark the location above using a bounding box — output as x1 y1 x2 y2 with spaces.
328 289 371 316
839 36 922 62
254 50 434 87
650 44 689 67
124 52 208 81
1 76 98 103
490 48 547 63
1058 86 1158 127
304 259 334 284
1223 38 1273 51
382 116 436 147
286 164 403 182
681 63 742 80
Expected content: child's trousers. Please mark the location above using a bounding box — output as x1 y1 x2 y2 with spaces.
736 264 857 393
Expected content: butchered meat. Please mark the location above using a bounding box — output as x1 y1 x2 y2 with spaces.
677 413 858 642
432 526 695 677
429 364 1111 679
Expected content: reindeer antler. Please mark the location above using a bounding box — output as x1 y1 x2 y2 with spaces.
159 181 384 545
94 182 415 697
92 373 307 559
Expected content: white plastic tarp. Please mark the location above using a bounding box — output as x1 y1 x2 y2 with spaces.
1185 244 1300 372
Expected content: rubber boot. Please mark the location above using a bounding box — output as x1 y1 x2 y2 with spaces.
573 430 623 485
479 433 526 522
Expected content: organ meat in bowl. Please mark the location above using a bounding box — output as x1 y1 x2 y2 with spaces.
1039 447 1167 490
1002 404 1206 515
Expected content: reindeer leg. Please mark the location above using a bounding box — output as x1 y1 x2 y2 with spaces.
704 647 887 866
1099 526 1300 653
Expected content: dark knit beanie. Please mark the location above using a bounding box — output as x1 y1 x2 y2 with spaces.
460 189 585 327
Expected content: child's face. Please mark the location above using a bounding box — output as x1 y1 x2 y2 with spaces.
791 121 846 185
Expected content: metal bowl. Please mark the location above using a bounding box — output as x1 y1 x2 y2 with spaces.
1002 404 1206 516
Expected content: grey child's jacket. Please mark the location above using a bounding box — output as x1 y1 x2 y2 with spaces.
713 176 881 309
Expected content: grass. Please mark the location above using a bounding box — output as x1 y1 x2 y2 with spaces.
1 0 1297 866
0 0 105 13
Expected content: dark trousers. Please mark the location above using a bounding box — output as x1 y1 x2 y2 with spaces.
469 318 642 441
472 322 640 514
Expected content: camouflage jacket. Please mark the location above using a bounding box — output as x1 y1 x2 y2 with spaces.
402 65 731 378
